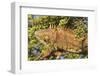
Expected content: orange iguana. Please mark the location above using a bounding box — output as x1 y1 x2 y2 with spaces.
34 28 87 59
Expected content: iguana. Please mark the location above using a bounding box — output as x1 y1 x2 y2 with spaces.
34 28 87 59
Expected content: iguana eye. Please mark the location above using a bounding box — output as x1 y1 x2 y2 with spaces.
44 36 49 40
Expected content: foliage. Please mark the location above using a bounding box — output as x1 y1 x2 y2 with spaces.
64 53 80 59
73 17 88 38
28 15 88 60
59 17 70 28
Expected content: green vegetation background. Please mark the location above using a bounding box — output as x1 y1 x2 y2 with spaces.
28 15 88 61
